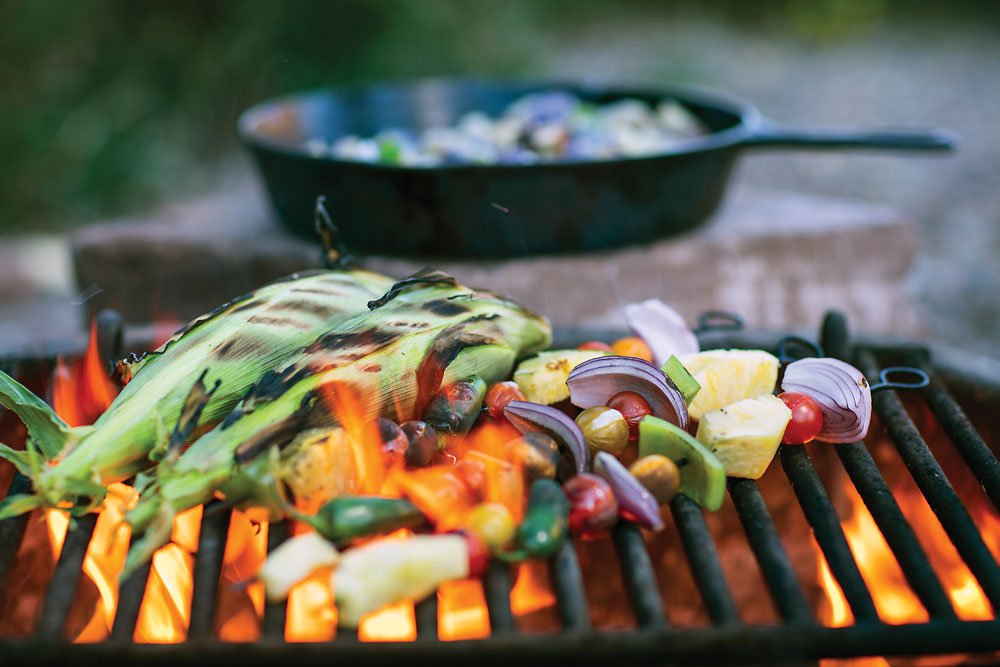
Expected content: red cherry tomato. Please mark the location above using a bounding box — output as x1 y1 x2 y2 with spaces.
578 340 613 353
451 529 489 578
778 392 824 445
485 381 526 420
606 391 652 441
563 473 619 539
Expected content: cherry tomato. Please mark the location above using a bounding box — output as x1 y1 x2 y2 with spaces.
578 340 613 353
485 381 526 420
607 390 652 441
466 503 516 552
563 473 619 539
451 529 489 578
778 392 823 445
610 336 654 362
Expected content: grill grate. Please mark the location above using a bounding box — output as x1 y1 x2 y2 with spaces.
0 311 998 665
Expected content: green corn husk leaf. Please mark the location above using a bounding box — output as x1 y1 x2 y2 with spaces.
0 268 395 518
0 371 87 460
123 272 550 575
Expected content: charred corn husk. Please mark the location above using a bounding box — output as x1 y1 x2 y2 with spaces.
123 271 550 574
0 268 394 519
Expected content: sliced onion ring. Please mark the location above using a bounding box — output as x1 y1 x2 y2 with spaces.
624 299 699 365
504 400 587 474
592 452 664 531
781 358 872 443
566 356 688 431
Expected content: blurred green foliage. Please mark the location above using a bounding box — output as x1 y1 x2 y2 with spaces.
1 0 994 231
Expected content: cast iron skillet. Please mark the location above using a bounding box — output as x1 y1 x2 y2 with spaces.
238 79 955 259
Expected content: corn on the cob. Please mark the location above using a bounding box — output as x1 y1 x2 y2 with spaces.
123 272 551 574
0 268 395 519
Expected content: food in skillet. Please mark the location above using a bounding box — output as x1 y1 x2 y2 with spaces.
311 91 706 166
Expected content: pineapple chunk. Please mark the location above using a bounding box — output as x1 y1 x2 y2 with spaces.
695 394 792 479
513 349 607 404
678 349 780 421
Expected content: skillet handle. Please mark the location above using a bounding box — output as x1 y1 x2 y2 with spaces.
740 121 957 152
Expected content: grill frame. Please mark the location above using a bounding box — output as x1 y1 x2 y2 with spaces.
0 312 998 665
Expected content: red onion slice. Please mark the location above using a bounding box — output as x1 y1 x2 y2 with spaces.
624 299 699 365
566 356 688 431
781 358 872 443
592 451 664 531
504 400 587 474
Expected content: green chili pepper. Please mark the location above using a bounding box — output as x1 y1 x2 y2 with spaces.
423 377 488 436
499 478 570 562
299 496 425 544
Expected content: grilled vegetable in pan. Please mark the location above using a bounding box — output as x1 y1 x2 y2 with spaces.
0 267 394 519
122 270 551 574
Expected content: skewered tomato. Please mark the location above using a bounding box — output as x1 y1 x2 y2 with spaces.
466 503 516 552
629 454 681 504
578 340 613 353
451 529 489 578
607 391 652 441
610 336 654 362
563 473 619 539
485 381 526 420
778 392 823 445
575 406 629 455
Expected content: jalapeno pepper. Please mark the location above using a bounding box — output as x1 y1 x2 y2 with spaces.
423 377 488 436
499 478 570 562
301 496 426 544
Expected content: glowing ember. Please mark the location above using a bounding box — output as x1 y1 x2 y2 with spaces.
358 600 416 642
510 561 556 616
438 579 491 640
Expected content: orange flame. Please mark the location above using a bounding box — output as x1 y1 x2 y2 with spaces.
52 320 119 427
510 561 556 617
215 512 268 642
318 382 386 495
133 506 202 643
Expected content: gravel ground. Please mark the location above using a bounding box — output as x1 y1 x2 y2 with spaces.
544 14 1000 357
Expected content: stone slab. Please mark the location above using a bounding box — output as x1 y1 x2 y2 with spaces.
71 184 918 336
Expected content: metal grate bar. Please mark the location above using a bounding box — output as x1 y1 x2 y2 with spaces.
859 348 1000 610
415 596 438 638
835 442 958 619
34 513 98 639
820 312 958 619
483 560 515 634
110 562 151 642
913 356 1000 513
0 473 32 590
261 521 290 640
780 445 880 623
187 508 232 641
728 478 814 624
670 494 741 625
611 521 667 630
548 541 590 631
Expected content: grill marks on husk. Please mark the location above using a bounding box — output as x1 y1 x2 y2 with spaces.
167 371 221 457
304 327 400 355
246 314 312 329
422 299 470 316
213 337 271 360
414 319 502 416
